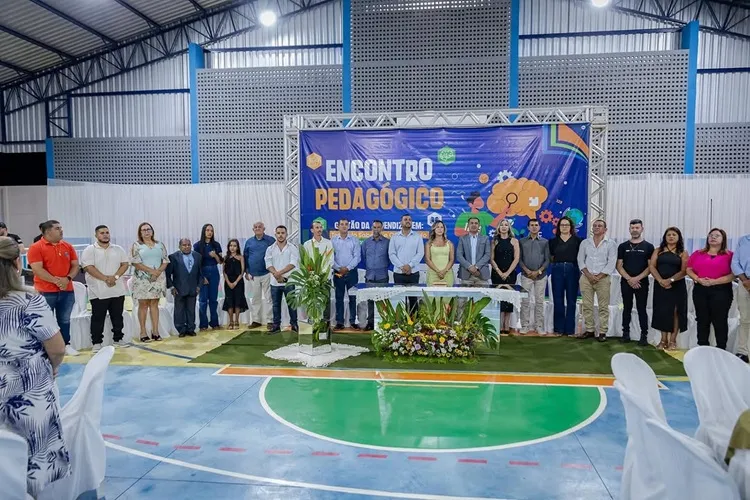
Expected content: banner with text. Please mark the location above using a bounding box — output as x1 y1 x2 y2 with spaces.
299 125 590 243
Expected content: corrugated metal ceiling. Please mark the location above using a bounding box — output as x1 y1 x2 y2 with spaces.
0 0 234 84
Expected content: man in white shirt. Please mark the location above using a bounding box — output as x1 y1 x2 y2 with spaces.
576 219 617 342
303 221 334 327
265 225 299 334
80 225 130 352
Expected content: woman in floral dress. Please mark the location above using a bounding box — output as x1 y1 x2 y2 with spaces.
0 236 69 496
131 222 169 342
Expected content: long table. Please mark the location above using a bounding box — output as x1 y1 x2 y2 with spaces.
354 284 525 330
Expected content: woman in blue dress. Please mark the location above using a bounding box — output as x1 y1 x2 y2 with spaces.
0 236 69 496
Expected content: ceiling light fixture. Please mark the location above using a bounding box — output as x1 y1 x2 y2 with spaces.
259 10 277 26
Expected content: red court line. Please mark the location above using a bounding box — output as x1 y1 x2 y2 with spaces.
265 449 293 455
102 434 121 440
312 452 340 457
408 456 437 462
174 445 201 450
219 447 246 453
135 439 159 446
615 466 624 471
509 460 539 466
358 453 388 459
562 463 592 470
458 458 487 464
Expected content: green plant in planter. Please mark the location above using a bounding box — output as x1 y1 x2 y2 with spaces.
286 245 333 342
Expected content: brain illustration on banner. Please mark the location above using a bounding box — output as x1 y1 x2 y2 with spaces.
298 124 590 243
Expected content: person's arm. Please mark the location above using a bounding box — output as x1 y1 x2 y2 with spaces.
409 237 425 270
732 250 750 288
165 256 175 290
360 241 367 270
541 240 550 273
601 242 617 277
616 243 629 279
43 333 65 376
476 237 491 269
577 241 592 280
490 240 499 275
156 243 169 273
509 239 521 278
131 243 152 273
278 246 298 276
424 242 438 273
265 246 276 275
388 237 405 271
68 259 80 280
649 249 666 287
29 262 63 286
345 239 361 271
445 241 455 275
243 241 253 279
455 237 471 270
518 240 531 275
25 294 65 375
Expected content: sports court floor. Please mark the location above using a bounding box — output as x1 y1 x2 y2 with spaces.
57 334 698 500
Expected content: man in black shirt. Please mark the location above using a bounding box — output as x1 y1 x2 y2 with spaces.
0 222 24 252
616 219 655 345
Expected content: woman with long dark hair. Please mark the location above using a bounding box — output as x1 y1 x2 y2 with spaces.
222 238 248 330
0 237 69 496
649 227 689 350
131 222 169 342
425 220 454 286
490 218 519 334
194 223 223 330
548 216 582 335
686 228 735 350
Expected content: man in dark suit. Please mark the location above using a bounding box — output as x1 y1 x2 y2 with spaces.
166 238 203 337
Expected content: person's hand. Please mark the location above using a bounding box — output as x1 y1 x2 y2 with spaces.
203 277 209 285
743 279 750 292
437 270 445 279
627 277 640 289
402 264 412 275
340 267 349 276
245 273 253 281
196 287 201 294
659 278 672 289
228 282 236 290
172 288 179 296
702 278 714 287
106 276 116 287
53 365 59 378
209 250 217 258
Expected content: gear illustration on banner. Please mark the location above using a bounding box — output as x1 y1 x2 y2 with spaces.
539 209 554 223
552 217 560 226
496 169 514 182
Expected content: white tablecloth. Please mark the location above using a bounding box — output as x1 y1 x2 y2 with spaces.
355 285 523 312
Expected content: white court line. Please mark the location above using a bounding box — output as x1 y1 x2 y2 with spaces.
258 377 608 454
105 441 513 500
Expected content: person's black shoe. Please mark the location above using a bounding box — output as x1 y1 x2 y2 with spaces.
249 322 262 329
365 323 374 331
575 331 596 339
350 324 361 331
597 335 607 342
638 335 648 346
188 331 197 337
620 335 631 343
738 353 749 363
334 323 345 331
291 325 299 333
266 327 281 335
178 333 186 338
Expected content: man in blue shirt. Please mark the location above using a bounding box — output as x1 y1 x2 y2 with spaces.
389 213 424 315
361 220 390 330
243 221 275 329
732 234 750 362
332 218 361 330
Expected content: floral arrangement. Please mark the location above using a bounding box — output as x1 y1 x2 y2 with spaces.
286 245 333 341
372 292 497 362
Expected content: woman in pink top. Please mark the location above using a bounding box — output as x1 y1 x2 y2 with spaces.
686 228 735 349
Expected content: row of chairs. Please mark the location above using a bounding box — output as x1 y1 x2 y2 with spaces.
0 347 114 500
613 347 750 499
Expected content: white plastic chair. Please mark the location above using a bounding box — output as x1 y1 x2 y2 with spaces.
614 382 668 500
684 346 750 462
611 352 666 421
38 346 115 500
644 417 741 500
69 282 92 350
0 427 30 500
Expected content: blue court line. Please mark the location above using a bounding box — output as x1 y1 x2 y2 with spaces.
128 343 194 361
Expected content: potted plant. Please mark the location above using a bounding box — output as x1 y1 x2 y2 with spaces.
286 244 334 355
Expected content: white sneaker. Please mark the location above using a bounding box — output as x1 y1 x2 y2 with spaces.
114 340 130 348
65 345 80 356
91 343 102 354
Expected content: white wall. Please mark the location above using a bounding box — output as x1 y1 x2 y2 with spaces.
1 186 47 246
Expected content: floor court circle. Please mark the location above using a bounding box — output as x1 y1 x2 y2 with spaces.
260 377 605 452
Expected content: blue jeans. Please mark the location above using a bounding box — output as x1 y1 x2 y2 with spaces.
550 262 579 335
42 291 74 345
271 285 298 328
199 266 220 328
334 271 358 326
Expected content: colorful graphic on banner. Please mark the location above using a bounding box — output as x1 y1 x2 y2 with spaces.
299 124 589 242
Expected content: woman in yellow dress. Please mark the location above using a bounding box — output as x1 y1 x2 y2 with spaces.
425 220 455 286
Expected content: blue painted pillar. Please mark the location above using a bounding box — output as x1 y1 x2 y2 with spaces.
681 20 699 174
45 137 55 179
342 0 352 112
508 0 520 107
188 43 206 184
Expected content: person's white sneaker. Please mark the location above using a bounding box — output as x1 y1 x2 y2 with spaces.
114 340 130 348
65 345 80 356
91 343 102 354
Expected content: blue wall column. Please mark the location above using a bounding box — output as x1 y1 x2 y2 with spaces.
342 0 352 113
188 42 206 184
681 20 699 174
508 0 520 108
45 137 55 179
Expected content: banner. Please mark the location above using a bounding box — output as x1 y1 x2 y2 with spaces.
299 124 590 243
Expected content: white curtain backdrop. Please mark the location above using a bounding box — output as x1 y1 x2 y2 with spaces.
47 180 286 253
606 174 750 253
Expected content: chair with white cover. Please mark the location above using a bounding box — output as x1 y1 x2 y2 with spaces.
38 346 115 500
128 280 175 338
613 358 667 500
69 281 92 350
0 427 31 500
611 352 665 421
643 417 741 500
684 346 750 462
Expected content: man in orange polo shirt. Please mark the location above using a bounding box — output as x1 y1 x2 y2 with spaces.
27 220 80 356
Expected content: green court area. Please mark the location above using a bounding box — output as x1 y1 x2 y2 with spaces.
262 377 603 450
191 329 686 376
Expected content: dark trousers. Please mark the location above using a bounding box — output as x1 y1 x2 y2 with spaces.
42 291 74 345
693 283 733 349
621 279 649 338
550 262 579 335
366 277 389 327
199 266 220 328
393 272 420 316
334 271 359 326
174 293 198 335
90 296 125 344
271 285 298 328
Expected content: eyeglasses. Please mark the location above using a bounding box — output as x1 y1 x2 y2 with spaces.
141 228 153 232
